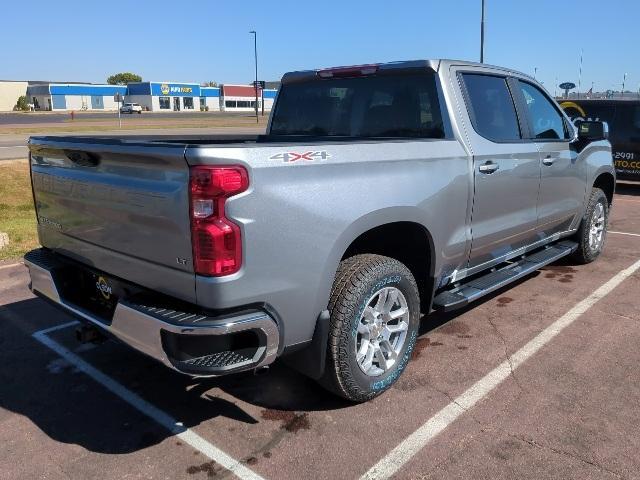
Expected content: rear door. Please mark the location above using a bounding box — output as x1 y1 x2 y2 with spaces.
515 80 584 237
458 72 542 269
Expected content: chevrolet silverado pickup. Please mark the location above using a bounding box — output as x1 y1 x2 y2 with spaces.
25 60 614 402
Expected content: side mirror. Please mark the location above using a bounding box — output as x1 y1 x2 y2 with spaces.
576 120 608 142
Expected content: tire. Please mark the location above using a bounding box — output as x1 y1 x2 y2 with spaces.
572 187 609 264
319 254 420 402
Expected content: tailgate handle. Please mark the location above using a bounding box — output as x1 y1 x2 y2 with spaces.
65 150 100 167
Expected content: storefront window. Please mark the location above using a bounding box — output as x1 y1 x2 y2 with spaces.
237 101 250 108
183 97 194 109
159 96 170 109
225 100 237 108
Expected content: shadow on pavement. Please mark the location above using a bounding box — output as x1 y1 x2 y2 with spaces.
0 270 543 455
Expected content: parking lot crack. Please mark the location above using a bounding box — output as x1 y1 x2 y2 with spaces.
486 316 527 395
509 434 627 479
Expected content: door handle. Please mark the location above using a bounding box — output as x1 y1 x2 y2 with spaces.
478 161 499 174
542 155 555 166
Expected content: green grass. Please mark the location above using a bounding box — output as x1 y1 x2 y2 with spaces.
0 161 38 261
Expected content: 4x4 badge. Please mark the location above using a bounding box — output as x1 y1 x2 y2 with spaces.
270 151 331 163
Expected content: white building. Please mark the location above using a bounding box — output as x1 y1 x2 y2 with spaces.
26 83 127 111
0 80 28 111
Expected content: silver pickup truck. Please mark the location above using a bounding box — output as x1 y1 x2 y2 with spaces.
25 59 614 402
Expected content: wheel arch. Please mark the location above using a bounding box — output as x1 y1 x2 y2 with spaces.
593 171 615 206
318 208 437 316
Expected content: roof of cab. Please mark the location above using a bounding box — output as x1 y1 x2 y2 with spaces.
281 59 534 84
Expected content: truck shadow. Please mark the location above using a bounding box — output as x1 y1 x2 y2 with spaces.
0 272 540 455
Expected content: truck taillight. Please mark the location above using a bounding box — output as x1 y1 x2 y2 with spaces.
189 166 249 276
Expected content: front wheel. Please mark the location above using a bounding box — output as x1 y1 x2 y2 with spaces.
572 187 609 264
319 254 420 402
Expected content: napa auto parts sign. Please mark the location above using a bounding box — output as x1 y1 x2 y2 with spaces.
151 83 200 97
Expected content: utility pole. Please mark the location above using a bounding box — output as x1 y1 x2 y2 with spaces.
534 67 537 80
480 0 485 63
250 30 258 123
621 72 627 98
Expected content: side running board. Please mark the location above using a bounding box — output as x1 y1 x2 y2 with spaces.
433 240 578 312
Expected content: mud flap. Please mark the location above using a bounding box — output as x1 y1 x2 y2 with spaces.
282 310 330 380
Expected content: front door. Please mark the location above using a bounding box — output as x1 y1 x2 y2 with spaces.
173 97 180 111
516 80 584 237
459 72 542 269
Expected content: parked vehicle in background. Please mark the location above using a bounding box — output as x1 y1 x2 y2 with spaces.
560 99 640 180
25 59 614 402
120 102 143 114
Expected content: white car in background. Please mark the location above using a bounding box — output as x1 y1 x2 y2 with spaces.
120 103 143 114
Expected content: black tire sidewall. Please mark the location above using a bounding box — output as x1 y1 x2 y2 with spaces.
580 190 609 262
338 263 420 398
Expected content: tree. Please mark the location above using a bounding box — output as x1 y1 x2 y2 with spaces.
14 95 30 111
107 72 142 85
205 81 218 87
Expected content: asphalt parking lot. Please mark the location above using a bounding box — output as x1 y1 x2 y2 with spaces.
1 183 639 480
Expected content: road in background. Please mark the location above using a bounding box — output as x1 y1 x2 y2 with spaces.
0 111 256 125
0 126 265 161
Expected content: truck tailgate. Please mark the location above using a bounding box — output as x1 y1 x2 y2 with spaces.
29 137 196 302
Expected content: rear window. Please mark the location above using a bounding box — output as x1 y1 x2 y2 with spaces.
461 73 521 142
270 72 448 139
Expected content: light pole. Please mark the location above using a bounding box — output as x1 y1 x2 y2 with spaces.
480 0 485 63
249 30 258 122
621 72 627 98
534 67 537 80
577 48 583 99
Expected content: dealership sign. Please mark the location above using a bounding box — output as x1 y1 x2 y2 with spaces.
559 82 576 90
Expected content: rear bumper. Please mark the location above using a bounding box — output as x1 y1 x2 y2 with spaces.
25 248 279 376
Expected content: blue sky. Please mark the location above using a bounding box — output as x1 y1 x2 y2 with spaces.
2 0 638 93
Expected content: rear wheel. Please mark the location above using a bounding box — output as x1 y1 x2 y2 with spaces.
572 187 609 264
320 254 420 402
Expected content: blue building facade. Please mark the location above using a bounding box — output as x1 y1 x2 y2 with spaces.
26 81 277 112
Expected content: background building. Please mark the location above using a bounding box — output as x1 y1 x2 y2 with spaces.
0 80 28 111
26 83 127 111
126 82 206 112
220 84 277 112
9 80 278 112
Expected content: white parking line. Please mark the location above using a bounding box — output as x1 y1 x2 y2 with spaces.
361 258 640 480
610 231 640 238
33 322 265 480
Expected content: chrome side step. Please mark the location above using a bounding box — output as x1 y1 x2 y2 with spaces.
433 240 578 312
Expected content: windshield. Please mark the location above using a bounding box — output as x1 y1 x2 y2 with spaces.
270 72 447 139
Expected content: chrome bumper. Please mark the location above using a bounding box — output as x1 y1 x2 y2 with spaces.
25 249 279 376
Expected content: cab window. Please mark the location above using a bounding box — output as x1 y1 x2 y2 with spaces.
518 81 570 140
461 73 521 142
